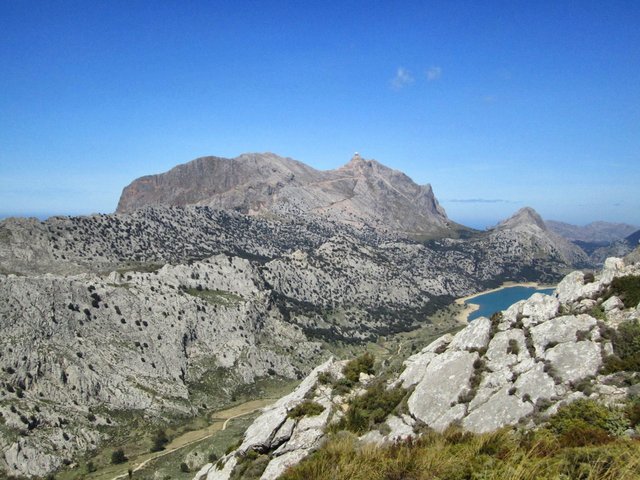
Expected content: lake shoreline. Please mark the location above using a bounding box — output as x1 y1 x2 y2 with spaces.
455 282 557 323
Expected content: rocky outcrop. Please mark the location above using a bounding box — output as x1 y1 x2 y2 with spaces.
0 255 325 478
199 256 640 479
116 153 451 237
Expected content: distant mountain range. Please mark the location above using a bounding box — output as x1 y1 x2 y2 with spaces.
546 219 637 243
0 152 625 477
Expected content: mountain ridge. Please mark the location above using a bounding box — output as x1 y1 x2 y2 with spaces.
116 153 451 237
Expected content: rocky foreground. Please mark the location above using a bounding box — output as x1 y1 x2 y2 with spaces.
195 255 640 480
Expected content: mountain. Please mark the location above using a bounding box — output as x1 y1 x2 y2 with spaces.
0 203 592 477
546 220 638 243
197 256 640 480
489 207 589 267
0 156 598 477
590 228 640 265
116 153 452 237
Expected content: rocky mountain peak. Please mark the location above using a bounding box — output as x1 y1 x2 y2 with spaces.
116 152 451 237
496 207 547 231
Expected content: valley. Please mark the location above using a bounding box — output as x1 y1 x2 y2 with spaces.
0 153 637 479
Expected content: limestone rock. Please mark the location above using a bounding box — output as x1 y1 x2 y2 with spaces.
449 317 492 351
545 341 602 384
530 315 597 357
603 296 624 312
463 386 534 433
408 350 478 429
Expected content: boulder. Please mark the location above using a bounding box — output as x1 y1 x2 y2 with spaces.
521 293 560 327
545 341 601 384
530 315 596 357
463 386 534 433
603 296 624 312
408 350 478 429
448 317 492 351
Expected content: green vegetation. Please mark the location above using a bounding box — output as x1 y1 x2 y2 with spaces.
287 400 325 419
110 449 127 465
608 275 640 308
150 429 169 452
230 450 270 480
280 426 640 480
342 352 375 383
185 287 243 305
333 383 406 434
545 399 628 446
116 262 165 274
603 320 640 374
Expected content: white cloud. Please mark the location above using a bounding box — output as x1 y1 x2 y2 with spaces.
426 66 442 81
390 67 414 89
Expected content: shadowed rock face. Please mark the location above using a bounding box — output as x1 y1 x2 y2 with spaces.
116 153 450 236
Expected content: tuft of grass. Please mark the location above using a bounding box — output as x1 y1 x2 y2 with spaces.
287 400 325 419
342 353 375 383
280 427 640 480
333 383 406 434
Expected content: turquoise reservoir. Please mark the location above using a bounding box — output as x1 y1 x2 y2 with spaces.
466 286 555 321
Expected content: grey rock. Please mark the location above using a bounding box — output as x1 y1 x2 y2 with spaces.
260 449 311 480
408 350 478 430
521 293 559 327
463 386 534 433
603 295 624 312
545 341 602 384
530 315 597 357
384 415 415 442
449 317 492 351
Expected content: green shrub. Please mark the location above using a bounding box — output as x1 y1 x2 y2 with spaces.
609 275 640 308
546 399 628 440
335 384 406 434
317 371 334 385
180 461 190 472
343 353 375 383
287 400 325 419
602 320 640 374
150 428 169 452
111 448 127 464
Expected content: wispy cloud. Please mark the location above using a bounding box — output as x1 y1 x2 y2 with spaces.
390 67 414 89
426 66 442 81
446 198 517 204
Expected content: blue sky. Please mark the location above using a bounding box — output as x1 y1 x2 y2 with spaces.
1 1 639 229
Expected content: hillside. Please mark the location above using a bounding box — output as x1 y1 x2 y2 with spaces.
197 255 640 480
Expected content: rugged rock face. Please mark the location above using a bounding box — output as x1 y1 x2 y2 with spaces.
116 153 451 237
200 256 640 480
0 255 324 477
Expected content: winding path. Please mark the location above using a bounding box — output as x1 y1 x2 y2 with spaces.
105 399 273 480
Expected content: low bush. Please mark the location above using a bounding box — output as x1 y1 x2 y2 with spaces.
111 448 127 464
342 353 375 383
546 399 628 440
334 384 406 434
609 275 640 308
287 400 325 419
602 319 640 374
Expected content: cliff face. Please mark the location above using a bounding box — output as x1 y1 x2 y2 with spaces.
116 153 450 237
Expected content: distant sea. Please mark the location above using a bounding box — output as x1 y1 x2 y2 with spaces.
467 286 555 321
